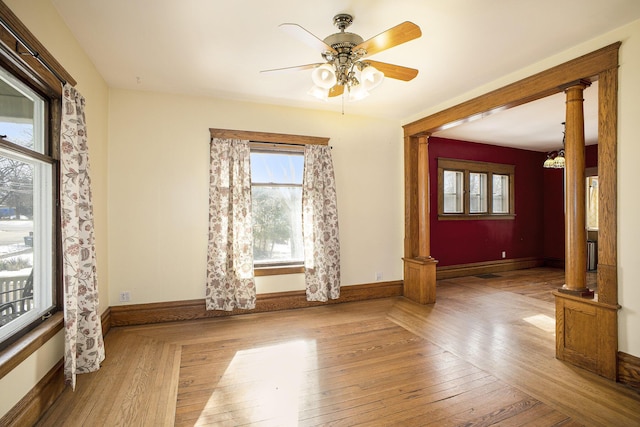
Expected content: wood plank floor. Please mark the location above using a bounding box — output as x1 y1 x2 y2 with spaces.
36 267 640 426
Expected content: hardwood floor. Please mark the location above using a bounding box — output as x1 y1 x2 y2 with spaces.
36 268 639 426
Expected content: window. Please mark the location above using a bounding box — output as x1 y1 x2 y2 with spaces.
438 158 515 219
586 175 598 230
250 146 304 268
0 65 55 344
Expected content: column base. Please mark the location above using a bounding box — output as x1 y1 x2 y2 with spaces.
557 285 595 298
402 257 438 304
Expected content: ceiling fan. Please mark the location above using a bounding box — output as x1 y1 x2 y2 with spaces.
262 13 422 101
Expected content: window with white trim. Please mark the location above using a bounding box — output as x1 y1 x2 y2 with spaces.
0 65 54 344
250 144 304 270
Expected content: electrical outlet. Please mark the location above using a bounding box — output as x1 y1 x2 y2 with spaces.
501 251 506 259
375 272 383 281
119 291 131 302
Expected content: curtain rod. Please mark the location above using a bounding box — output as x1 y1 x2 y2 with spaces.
0 17 67 85
212 139 332 150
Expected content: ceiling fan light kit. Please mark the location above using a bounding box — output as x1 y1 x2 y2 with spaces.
262 13 422 103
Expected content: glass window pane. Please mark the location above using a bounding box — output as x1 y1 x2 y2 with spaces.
0 154 34 335
251 186 303 265
492 174 509 213
443 170 463 213
469 172 487 213
0 68 45 154
250 151 303 184
587 176 598 230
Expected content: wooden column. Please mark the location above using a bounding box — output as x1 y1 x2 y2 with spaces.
417 136 430 257
403 136 437 304
559 81 594 298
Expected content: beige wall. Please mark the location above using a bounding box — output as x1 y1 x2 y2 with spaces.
107 90 404 304
0 0 109 418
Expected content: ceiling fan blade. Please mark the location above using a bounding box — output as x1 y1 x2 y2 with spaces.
260 63 323 73
355 21 421 57
328 85 344 98
279 23 337 54
365 60 419 81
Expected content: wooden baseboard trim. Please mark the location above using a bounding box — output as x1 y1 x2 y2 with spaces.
101 306 111 337
544 258 565 269
110 280 403 327
0 359 64 426
436 257 544 280
618 351 640 392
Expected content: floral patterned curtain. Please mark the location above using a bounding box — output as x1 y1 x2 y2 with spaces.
206 138 256 311
302 145 340 301
60 84 105 390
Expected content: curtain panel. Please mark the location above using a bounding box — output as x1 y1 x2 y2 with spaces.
302 145 341 301
60 84 105 389
206 138 256 311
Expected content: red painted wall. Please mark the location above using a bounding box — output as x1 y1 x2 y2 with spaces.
542 144 598 262
429 137 546 266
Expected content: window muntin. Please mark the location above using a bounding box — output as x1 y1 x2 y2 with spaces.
250 149 304 268
438 158 515 219
0 69 53 344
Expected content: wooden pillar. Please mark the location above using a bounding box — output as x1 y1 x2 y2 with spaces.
417 136 430 257
403 135 438 304
559 81 594 298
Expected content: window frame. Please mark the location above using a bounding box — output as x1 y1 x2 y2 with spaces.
437 157 515 220
0 2 74 361
209 128 329 276
250 143 305 273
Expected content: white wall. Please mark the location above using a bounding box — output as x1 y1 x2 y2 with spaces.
107 90 404 304
404 19 640 357
1 0 110 418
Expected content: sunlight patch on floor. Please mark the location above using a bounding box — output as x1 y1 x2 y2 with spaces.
199 339 316 425
523 314 555 334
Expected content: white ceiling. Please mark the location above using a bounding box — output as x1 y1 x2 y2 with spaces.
51 0 640 152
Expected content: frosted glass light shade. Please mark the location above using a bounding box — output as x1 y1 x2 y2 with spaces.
311 63 337 89
360 65 384 91
308 85 329 101
348 83 369 101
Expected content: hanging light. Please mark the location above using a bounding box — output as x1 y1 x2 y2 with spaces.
348 82 370 101
307 85 329 101
543 122 566 168
543 153 556 168
311 63 337 89
360 65 384 91
553 149 566 168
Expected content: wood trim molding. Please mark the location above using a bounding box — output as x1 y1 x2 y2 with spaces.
402 42 620 137
0 359 64 426
0 312 63 380
618 351 640 392
0 1 75 94
554 292 619 380
436 257 544 280
110 281 403 327
209 128 329 145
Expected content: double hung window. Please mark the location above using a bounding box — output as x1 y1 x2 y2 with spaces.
0 66 54 344
250 146 304 270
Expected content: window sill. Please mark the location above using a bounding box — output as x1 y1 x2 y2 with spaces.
438 214 515 221
254 266 305 276
0 311 63 380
